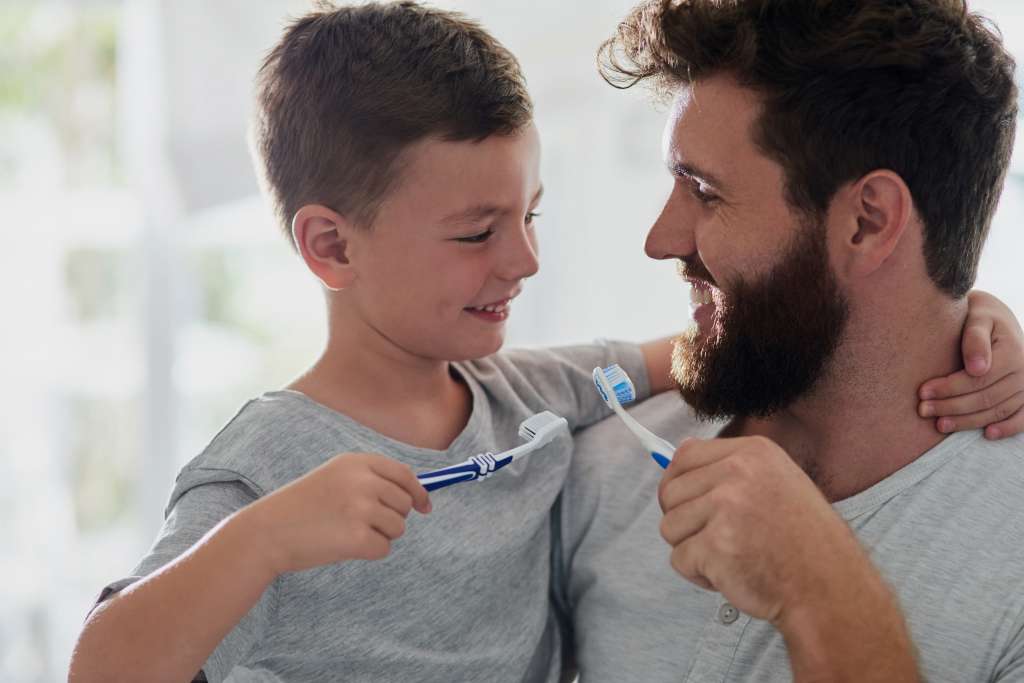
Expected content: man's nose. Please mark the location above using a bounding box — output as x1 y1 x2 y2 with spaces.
645 185 697 261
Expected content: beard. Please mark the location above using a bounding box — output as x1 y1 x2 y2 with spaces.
673 216 849 420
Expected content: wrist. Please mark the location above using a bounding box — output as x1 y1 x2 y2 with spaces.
227 501 287 582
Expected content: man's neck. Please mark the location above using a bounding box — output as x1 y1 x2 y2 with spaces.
738 296 969 502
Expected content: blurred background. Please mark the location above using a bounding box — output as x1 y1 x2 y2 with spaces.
1 0 1021 680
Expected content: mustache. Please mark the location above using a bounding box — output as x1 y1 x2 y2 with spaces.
676 256 716 287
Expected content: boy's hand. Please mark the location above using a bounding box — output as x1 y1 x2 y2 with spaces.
242 453 431 577
918 290 1024 439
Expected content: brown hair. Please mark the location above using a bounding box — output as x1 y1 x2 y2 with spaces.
600 0 1017 297
251 1 533 246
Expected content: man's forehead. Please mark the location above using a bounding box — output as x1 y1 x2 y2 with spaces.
663 76 762 174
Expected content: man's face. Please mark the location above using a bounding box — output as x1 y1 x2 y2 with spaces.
645 75 848 419
346 124 543 362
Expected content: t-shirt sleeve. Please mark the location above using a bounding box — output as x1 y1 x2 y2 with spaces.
498 340 652 432
91 480 275 683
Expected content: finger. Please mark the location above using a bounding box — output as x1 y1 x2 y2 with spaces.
669 535 715 591
660 492 715 546
919 368 1004 401
919 371 1023 417
368 507 407 540
371 459 432 514
933 391 1024 434
666 437 746 477
985 405 1024 440
376 479 414 516
353 530 391 561
659 458 735 512
960 314 994 376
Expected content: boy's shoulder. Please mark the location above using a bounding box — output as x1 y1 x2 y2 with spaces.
169 391 360 510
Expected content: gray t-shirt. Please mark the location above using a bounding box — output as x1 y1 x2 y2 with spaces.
97 342 649 683
558 392 1024 682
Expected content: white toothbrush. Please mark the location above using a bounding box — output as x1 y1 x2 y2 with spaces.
593 364 675 469
417 411 568 491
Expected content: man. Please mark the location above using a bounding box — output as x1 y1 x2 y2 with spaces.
557 1 1024 680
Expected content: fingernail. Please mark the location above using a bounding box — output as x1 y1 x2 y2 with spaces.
919 402 934 418
920 388 935 400
968 356 988 374
987 426 1001 440
937 418 954 433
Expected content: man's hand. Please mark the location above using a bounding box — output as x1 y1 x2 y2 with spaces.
657 436 862 621
657 436 920 682
918 290 1024 439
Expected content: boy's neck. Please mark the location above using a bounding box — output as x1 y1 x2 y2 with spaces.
288 339 473 452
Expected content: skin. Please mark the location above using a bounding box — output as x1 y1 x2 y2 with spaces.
68 123 676 683
68 80 1020 683
646 73 1014 681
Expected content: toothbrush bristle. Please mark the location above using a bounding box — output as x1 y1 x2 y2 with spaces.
602 364 636 405
518 411 558 441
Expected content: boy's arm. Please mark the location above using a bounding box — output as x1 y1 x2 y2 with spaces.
69 507 277 683
69 453 429 683
918 290 1024 439
640 336 676 394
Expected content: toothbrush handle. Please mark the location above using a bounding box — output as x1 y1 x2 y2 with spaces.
650 451 672 469
417 453 513 491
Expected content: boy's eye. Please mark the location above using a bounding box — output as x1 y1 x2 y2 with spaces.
456 229 494 243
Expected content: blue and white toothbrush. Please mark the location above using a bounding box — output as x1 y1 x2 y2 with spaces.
417 410 568 491
593 364 676 469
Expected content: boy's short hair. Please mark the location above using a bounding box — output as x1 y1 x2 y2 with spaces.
600 0 1017 298
251 1 533 245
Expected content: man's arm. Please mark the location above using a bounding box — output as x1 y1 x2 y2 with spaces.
657 437 920 682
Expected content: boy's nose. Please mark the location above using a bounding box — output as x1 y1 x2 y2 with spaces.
501 225 540 280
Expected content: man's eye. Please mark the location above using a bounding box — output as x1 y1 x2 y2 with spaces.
456 229 494 243
690 182 718 204
525 211 541 225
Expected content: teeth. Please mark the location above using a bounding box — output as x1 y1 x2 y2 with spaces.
470 300 510 314
689 286 714 307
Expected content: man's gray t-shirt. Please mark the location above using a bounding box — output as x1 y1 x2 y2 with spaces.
96 342 650 683
557 392 1024 682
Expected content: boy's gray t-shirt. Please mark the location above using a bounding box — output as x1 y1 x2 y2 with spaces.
558 392 1024 682
96 342 650 683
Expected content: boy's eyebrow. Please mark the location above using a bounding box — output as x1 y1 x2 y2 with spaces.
668 161 726 190
441 186 545 226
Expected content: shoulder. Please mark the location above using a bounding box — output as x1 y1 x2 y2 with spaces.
170 392 363 508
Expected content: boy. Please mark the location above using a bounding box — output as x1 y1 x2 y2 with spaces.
69 3 1024 682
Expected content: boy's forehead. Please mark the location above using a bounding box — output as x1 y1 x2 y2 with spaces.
395 125 542 216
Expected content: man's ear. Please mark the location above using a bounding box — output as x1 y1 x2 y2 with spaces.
832 170 914 280
291 204 358 291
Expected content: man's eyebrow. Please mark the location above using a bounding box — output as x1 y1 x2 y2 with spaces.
440 185 545 225
668 161 726 190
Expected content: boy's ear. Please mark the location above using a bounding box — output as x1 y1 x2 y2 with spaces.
291 204 358 291
830 169 913 281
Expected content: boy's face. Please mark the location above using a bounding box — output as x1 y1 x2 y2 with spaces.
346 124 543 362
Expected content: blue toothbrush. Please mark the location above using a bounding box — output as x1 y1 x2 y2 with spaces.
417 411 567 491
